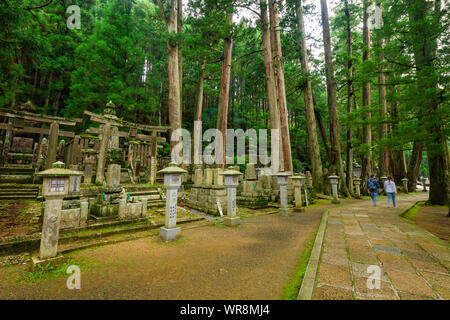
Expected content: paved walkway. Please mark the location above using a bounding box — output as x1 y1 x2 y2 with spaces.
313 194 450 300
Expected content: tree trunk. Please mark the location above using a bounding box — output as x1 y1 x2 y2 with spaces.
376 2 390 177
344 0 354 192
158 0 182 153
216 12 234 167
269 0 293 172
320 0 350 196
408 0 448 204
407 140 423 192
295 0 324 190
260 0 281 172
177 0 183 125
194 59 206 165
361 0 373 183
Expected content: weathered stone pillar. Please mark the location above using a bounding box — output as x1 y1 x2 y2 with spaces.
35 162 82 264
221 169 242 226
106 163 121 187
291 175 306 211
402 178 409 193
274 171 291 215
71 135 81 165
353 178 361 198
329 175 340 204
380 176 387 194
46 122 59 169
1 119 13 165
95 123 111 185
159 163 187 241
149 156 156 185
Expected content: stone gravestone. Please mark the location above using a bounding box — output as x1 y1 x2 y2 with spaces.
245 163 257 180
106 164 121 187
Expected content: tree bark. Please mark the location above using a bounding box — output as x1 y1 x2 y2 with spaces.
320 0 350 196
260 0 281 172
408 0 448 204
177 0 183 125
407 140 423 192
268 0 293 172
344 0 354 192
295 0 324 189
158 0 182 153
362 0 373 183
376 2 390 177
216 12 234 167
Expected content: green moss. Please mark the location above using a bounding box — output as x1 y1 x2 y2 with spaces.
282 230 317 300
16 258 92 284
401 201 426 220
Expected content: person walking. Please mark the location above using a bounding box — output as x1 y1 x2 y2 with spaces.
367 174 380 206
384 176 397 208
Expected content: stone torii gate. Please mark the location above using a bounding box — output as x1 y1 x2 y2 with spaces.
83 101 169 185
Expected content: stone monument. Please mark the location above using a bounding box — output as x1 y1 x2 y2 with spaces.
159 162 187 241
291 174 306 212
274 171 291 215
328 175 340 204
33 161 82 268
220 168 243 226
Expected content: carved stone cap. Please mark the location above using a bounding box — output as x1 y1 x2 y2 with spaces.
36 161 83 177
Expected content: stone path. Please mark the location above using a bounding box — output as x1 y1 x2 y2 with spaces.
311 194 450 300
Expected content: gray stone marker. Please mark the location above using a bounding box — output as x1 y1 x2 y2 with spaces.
220 169 243 226
422 177 427 192
291 174 306 212
35 162 83 265
402 178 408 193
274 171 291 215
380 176 387 194
158 162 187 241
353 178 361 198
328 175 340 204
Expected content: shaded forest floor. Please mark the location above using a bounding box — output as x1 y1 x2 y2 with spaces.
404 203 450 242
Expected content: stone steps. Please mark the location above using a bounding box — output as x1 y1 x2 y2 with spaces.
0 183 39 200
0 195 37 200
0 167 35 184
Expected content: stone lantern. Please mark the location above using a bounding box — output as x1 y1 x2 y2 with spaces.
380 176 387 194
353 178 362 198
274 171 292 215
220 168 243 226
353 163 362 179
34 161 83 264
328 175 340 204
291 174 306 212
158 162 187 241
402 178 408 194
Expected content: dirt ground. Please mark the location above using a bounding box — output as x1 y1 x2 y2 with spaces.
0 201 357 300
411 205 450 242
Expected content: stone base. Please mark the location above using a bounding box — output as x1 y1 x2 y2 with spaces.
160 227 181 241
30 255 66 272
332 199 341 204
294 207 305 212
224 216 240 227
279 207 290 216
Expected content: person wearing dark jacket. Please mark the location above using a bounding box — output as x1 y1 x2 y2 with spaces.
366 174 381 206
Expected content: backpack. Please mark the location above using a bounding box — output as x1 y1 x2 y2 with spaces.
367 179 377 192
